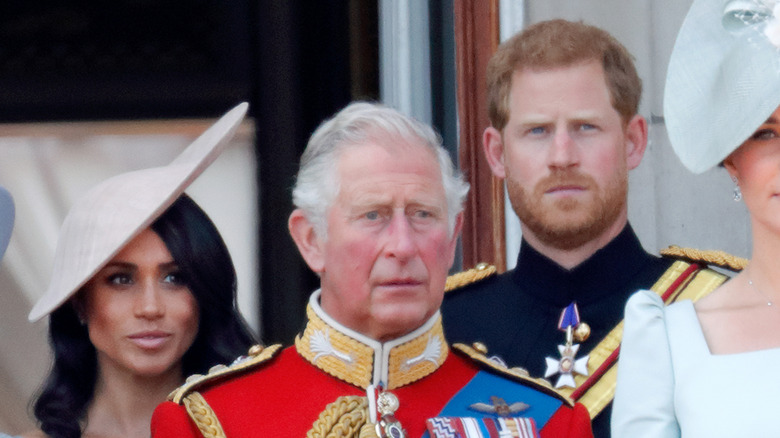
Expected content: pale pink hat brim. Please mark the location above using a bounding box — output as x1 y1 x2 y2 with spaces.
28 102 248 322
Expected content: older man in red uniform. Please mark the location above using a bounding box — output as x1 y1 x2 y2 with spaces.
151 102 592 438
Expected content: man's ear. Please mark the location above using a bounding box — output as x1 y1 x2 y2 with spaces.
482 126 507 178
625 115 648 170
288 209 325 273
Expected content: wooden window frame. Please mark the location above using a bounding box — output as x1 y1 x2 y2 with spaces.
454 0 506 272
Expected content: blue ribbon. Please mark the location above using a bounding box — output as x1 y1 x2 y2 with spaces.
557 302 580 331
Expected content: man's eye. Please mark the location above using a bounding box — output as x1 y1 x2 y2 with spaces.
529 126 547 135
579 123 596 131
365 211 379 220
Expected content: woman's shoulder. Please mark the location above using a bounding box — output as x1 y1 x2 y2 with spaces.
624 290 698 337
623 291 669 344
625 289 665 314
626 289 695 314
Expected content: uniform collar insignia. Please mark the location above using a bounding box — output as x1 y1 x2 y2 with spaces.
296 290 449 389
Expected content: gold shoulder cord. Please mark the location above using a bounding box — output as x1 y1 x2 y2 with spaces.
306 395 377 438
444 263 497 292
661 245 748 271
183 392 227 438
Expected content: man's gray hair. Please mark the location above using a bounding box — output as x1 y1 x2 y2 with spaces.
292 101 470 240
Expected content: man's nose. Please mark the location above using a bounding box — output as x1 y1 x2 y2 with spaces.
384 213 416 260
548 128 579 169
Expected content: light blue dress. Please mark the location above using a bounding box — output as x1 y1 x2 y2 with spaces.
612 290 780 437
0 434 22 438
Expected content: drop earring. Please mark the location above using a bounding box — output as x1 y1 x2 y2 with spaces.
732 176 742 202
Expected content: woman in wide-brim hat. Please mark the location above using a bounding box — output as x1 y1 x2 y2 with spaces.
14 103 257 438
613 1 780 437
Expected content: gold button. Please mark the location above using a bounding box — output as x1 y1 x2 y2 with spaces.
574 322 591 342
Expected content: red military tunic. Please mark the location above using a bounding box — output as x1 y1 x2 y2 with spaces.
152 292 592 437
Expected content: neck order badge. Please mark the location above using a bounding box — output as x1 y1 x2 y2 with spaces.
545 303 590 388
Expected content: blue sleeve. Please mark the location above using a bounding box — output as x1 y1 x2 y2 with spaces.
611 290 680 438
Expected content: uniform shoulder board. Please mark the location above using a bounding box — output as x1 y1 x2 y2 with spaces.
445 263 497 293
452 342 574 407
660 245 747 272
168 344 283 404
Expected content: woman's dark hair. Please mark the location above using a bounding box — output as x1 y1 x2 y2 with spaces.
33 194 257 438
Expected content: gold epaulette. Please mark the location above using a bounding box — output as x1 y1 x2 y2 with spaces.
445 263 497 292
661 245 748 272
452 343 574 407
169 344 283 404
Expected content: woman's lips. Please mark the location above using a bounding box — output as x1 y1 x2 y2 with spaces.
128 331 171 350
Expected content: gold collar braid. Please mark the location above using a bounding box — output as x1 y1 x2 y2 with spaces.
295 291 448 390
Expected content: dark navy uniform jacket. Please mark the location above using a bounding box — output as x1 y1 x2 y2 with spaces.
441 225 672 438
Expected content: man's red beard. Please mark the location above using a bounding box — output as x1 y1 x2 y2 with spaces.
507 170 627 250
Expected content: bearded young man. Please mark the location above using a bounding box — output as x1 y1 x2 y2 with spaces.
441 19 732 438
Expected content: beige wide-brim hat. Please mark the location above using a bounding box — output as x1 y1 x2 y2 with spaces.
28 102 249 322
664 0 780 173
0 185 14 260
